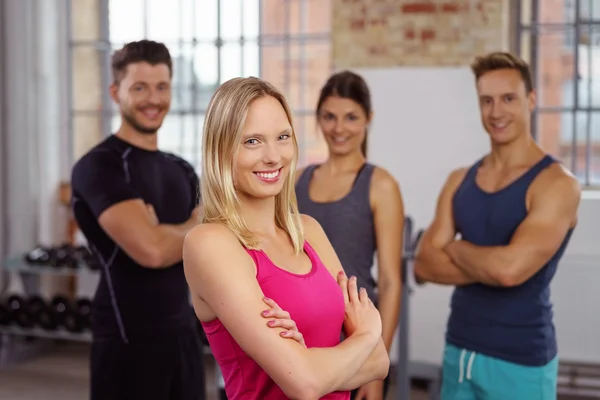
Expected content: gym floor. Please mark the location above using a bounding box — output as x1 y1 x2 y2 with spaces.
0 342 430 399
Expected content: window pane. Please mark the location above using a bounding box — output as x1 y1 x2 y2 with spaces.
157 113 204 167
221 43 243 83
171 44 206 112
536 27 576 109
109 0 145 43
520 0 533 26
519 30 533 64
193 44 219 100
158 113 184 153
572 111 600 185
576 25 600 109
589 112 600 185
537 110 598 181
111 114 121 134
260 44 287 94
261 0 289 36
287 45 303 110
194 0 218 41
72 46 105 112
180 113 204 168
539 0 576 24
306 0 331 35
220 0 243 40
294 113 327 167
536 111 571 161
580 0 600 22
146 0 195 42
303 41 331 111
242 0 260 40
73 115 104 160
243 41 260 77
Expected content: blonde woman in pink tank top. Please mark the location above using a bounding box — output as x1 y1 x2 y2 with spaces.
182 77 390 400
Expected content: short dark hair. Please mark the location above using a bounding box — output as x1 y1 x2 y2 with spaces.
471 51 533 93
316 70 372 157
111 40 173 84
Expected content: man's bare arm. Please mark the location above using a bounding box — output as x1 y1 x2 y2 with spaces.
414 168 478 286
99 201 201 268
445 169 580 287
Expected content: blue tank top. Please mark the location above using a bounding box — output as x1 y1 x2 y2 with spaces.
447 154 574 367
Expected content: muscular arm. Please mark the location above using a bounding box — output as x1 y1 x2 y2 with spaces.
71 151 201 269
413 168 478 286
184 222 383 400
445 170 581 287
98 201 200 268
301 215 390 391
370 170 404 352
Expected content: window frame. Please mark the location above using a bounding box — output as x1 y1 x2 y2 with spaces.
66 0 333 171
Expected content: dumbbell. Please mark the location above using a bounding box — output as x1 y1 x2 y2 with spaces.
0 302 11 326
6 295 34 328
27 296 59 330
50 244 78 269
73 246 100 271
52 296 89 333
75 298 92 330
23 246 54 266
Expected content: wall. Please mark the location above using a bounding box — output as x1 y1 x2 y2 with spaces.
333 0 600 366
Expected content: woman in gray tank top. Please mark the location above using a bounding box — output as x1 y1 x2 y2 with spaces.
294 71 405 400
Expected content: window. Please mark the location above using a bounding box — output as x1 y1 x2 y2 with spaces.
68 0 332 171
520 0 600 186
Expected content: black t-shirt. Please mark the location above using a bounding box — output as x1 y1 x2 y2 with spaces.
71 135 199 342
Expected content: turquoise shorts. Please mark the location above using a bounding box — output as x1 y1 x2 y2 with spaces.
441 343 558 400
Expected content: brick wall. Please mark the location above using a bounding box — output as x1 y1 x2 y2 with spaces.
332 0 510 68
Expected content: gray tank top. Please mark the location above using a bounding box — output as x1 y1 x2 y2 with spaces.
295 164 378 304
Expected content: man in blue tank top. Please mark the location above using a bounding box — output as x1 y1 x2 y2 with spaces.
415 52 581 399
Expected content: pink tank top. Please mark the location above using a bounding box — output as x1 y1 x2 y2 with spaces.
201 241 350 400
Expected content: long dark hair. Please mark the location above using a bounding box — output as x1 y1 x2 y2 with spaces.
316 70 372 157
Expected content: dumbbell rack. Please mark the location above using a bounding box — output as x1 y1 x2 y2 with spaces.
0 255 98 369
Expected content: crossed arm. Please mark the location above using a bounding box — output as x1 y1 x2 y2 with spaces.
415 167 581 288
445 172 580 287
183 217 388 400
71 151 202 269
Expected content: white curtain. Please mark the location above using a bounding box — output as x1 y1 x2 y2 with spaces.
1 0 70 294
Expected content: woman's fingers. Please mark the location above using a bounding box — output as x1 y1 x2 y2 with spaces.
262 296 281 310
266 318 298 331
359 287 369 303
347 275 360 304
337 271 350 304
279 329 305 346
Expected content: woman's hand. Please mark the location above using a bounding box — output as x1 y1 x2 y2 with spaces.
337 271 382 340
261 297 306 347
354 380 384 400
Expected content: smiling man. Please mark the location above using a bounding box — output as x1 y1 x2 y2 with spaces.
70 40 206 400
414 52 581 399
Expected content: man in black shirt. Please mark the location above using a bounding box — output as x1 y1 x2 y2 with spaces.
71 40 206 400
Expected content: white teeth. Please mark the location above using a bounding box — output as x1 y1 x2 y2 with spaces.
256 170 279 179
144 109 159 118
333 137 348 143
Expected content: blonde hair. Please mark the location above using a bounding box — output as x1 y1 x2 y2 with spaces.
200 77 304 254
